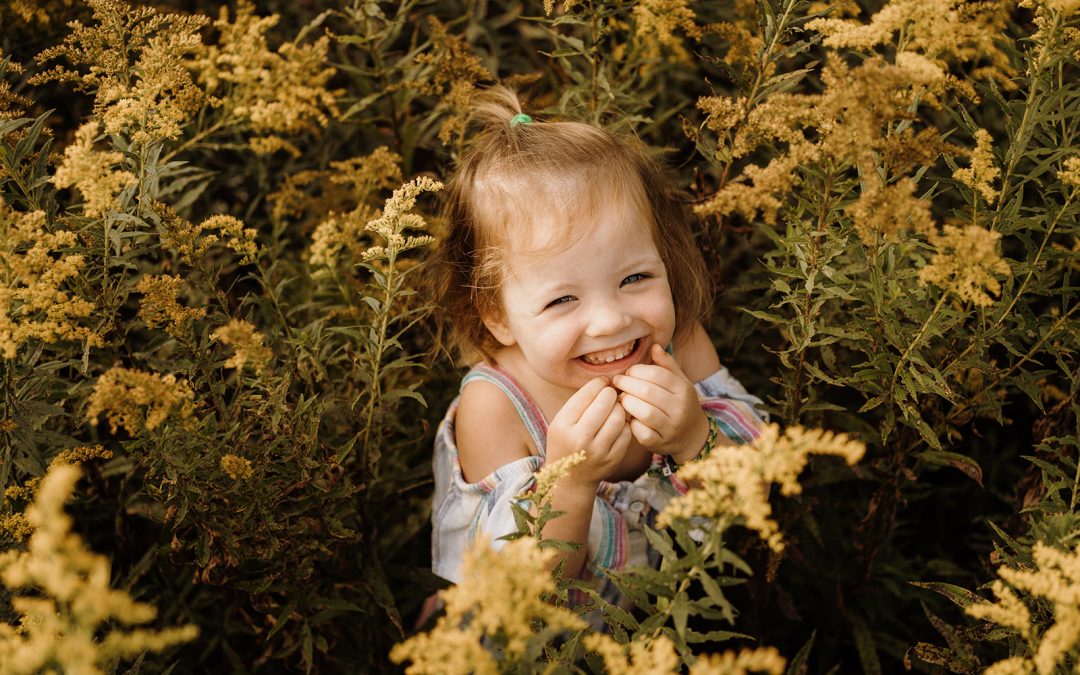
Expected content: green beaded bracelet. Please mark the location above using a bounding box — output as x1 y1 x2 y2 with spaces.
654 414 721 477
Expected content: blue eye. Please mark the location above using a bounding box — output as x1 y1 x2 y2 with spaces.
621 273 650 286
545 295 574 309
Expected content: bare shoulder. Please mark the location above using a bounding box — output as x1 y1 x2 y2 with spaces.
455 378 535 484
673 321 721 383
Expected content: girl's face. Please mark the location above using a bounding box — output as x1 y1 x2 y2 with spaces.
484 197 676 396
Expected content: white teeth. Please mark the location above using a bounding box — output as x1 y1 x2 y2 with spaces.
582 339 637 365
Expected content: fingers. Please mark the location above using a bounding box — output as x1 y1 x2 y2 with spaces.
556 377 611 425
593 399 628 449
575 385 619 434
618 393 669 431
629 417 661 448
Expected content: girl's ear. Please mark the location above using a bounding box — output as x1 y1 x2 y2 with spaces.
482 311 515 347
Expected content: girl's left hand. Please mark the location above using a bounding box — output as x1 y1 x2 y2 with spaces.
612 343 709 462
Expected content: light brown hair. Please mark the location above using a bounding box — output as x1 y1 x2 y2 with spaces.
435 86 712 364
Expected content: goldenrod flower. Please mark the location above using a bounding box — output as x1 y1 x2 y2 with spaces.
51 121 136 217
136 275 206 337
190 0 339 156
970 542 1080 675
953 129 1000 203
1060 156 1080 189
0 204 100 359
688 647 786 674
86 367 196 434
632 0 702 65
919 225 1011 307
846 178 936 244
33 0 210 146
659 424 865 552
211 319 272 374
0 52 31 120
530 450 587 505
411 17 492 145
155 202 260 266
391 536 586 672
0 465 198 672
585 634 681 673
219 454 254 481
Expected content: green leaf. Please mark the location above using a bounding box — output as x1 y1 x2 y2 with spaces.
908 582 983 610
916 450 984 487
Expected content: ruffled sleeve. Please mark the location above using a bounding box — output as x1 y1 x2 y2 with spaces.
431 400 542 583
694 364 767 444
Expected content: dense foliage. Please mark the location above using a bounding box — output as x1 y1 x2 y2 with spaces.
0 0 1078 672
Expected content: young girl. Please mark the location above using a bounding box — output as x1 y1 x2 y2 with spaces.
431 86 764 602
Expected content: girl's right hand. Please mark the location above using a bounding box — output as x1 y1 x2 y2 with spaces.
546 378 632 488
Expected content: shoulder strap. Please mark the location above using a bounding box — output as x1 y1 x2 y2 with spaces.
461 364 548 454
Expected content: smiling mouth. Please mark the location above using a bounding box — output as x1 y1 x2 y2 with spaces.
579 338 641 365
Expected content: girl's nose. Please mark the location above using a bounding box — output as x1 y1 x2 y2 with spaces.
585 301 632 337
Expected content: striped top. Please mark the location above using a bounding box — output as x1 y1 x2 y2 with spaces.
431 363 765 603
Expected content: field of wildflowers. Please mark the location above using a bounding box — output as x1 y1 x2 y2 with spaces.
0 0 1078 672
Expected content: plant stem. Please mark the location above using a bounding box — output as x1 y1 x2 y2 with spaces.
892 293 948 388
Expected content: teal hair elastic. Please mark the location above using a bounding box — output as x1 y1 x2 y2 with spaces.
509 113 533 127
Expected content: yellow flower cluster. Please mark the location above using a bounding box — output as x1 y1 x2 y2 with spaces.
155 203 260 266
0 465 198 673
51 121 136 218
0 204 100 359
953 129 1000 204
806 0 1013 85
3 0 76 25
970 542 1080 675
919 225 1011 306
687 647 787 674
33 0 211 147
219 454 254 481
659 424 866 552
1060 156 1080 189
361 176 442 260
585 633 681 673
632 0 702 64
86 367 196 434
530 450 587 505
211 319 272 374
1 445 112 542
845 177 935 245
190 0 339 156
0 52 31 120
390 536 586 673
136 274 206 337
412 17 493 145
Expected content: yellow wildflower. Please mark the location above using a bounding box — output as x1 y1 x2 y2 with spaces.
362 176 442 255
0 419 15 432
953 129 1000 203
0 513 32 541
919 225 1011 307
155 202 260 265
530 451 587 505
49 445 113 468
391 536 586 672
632 0 702 65
695 141 819 224
584 634 681 673
807 0 1013 86
0 465 198 672
189 0 339 156
309 207 377 269
86 367 196 434
51 121 136 217
0 52 31 120
211 319 272 374
659 424 865 552
688 647 786 674
0 204 100 359
970 542 1080 675
219 454 254 480
1060 156 1080 189
411 17 493 146
846 178 936 244
136 275 206 337
33 0 211 146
